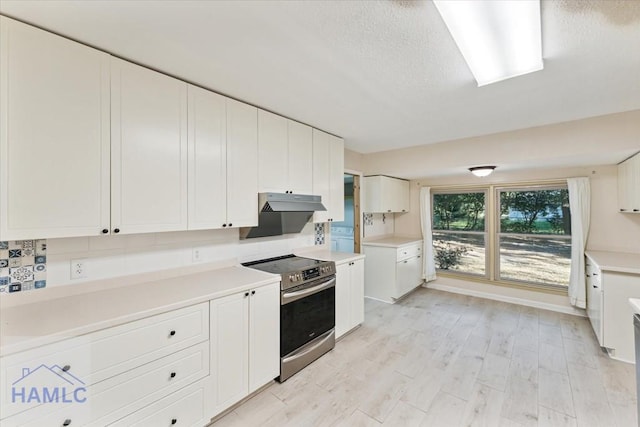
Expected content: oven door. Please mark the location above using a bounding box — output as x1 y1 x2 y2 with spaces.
280 276 335 357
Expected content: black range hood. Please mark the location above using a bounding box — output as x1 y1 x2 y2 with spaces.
239 193 326 239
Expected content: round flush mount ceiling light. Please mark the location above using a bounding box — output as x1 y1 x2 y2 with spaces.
469 166 496 177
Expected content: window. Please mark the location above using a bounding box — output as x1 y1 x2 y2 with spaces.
498 187 571 288
432 183 571 291
432 191 487 277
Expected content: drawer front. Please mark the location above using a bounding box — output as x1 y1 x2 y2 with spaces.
1 303 208 419
2 342 209 427
110 378 209 427
397 243 421 262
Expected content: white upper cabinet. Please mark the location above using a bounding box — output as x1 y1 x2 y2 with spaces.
258 110 313 194
111 58 188 235
312 130 344 223
187 85 227 230
226 99 259 228
0 16 110 240
363 175 410 213
618 153 640 213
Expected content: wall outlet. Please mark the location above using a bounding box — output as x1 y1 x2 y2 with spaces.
192 248 203 263
70 259 87 279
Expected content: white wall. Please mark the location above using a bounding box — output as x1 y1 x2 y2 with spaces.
44 223 319 287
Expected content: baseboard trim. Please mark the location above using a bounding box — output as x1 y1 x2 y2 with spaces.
424 283 586 317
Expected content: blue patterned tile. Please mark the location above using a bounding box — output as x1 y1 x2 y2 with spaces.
10 266 33 283
0 277 9 286
21 281 34 291
9 283 21 293
0 259 7 268
34 263 46 273
0 241 8 250
35 255 46 264
8 249 21 258
35 280 46 289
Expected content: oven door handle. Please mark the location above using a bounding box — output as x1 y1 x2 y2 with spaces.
281 277 336 305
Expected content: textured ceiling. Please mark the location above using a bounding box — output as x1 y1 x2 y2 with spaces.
1 0 639 155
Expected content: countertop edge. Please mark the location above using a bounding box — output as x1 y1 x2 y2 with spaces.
585 251 640 275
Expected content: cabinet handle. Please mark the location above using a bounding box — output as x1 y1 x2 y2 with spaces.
593 285 599 289
62 365 71 372
417 256 421 258
244 292 249 297
586 274 591 277
634 209 639 212
169 330 176 337
101 229 109 234
170 372 176 379
113 228 120 234
62 420 72 426
404 260 408 263
387 210 391 213
171 419 177 425
222 224 227 227
620 209 627 212
251 290 256 295
592 272 598 276
228 223 233 227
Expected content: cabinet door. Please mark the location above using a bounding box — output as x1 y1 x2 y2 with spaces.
226 99 258 227
328 135 345 222
312 129 331 223
111 58 187 234
287 121 313 195
335 263 351 339
632 154 640 212
395 256 421 299
210 292 249 412
618 160 630 212
350 259 365 327
248 282 280 393
187 85 227 230
0 17 110 240
258 110 288 193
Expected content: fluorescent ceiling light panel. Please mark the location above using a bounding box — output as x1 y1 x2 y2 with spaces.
433 0 543 86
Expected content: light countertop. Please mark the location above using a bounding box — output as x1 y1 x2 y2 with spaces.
296 248 365 265
361 236 422 248
586 251 640 275
629 298 640 315
0 265 279 357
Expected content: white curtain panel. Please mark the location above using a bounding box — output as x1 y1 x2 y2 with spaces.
420 187 437 282
567 177 591 309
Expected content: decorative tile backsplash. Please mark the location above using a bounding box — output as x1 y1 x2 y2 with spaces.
363 213 374 226
0 240 47 293
314 223 325 245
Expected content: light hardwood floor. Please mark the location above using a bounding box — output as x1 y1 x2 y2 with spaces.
210 288 637 427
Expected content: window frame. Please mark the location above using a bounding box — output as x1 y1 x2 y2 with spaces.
430 181 571 294
431 189 489 279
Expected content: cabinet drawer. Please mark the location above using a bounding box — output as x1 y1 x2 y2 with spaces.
2 342 209 427
1 303 208 419
110 378 209 427
396 244 421 262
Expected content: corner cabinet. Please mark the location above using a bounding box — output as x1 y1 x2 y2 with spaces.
312 129 344 223
363 175 410 213
257 111 313 195
335 258 365 339
618 153 640 213
110 58 188 235
209 282 279 415
363 240 423 303
0 16 111 240
187 85 258 230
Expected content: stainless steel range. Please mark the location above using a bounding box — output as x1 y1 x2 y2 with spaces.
242 254 336 382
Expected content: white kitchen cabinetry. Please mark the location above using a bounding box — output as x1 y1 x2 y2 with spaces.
585 252 640 363
0 303 210 426
226 99 259 228
187 85 259 230
258 111 313 195
210 282 279 414
363 239 423 303
0 16 110 240
618 153 640 213
335 258 365 339
111 58 188 235
312 129 344 223
363 175 410 213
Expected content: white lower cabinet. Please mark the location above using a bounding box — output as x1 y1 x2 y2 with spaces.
210 282 280 415
0 304 210 426
335 258 365 339
363 241 423 303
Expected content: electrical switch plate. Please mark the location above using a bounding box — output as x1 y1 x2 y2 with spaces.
70 259 87 279
192 248 203 263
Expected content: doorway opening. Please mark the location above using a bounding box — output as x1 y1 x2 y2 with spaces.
331 173 361 253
